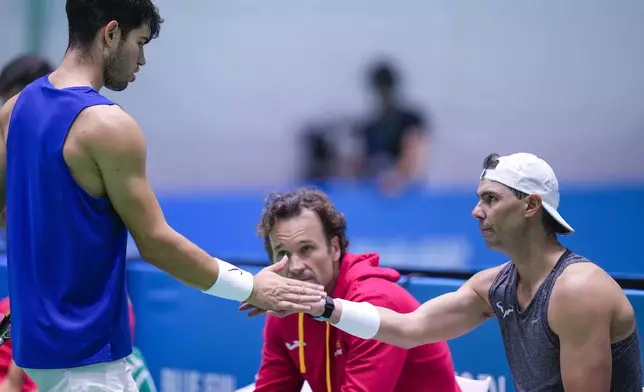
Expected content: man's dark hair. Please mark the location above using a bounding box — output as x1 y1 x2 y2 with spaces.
257 188 350 262
65 0 163 51
0 54 53 98
482 153 567 235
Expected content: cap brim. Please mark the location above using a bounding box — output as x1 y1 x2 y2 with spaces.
542 203 574 235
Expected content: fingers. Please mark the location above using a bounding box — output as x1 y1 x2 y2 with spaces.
278 293 323 305
248 308 267 318
238 302 254 312
286 278 325 294
274 301 313 313
264 255 288 274
267 310 292 318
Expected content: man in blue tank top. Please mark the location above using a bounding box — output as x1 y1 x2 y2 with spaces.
265 152 642 391
0 1 326 391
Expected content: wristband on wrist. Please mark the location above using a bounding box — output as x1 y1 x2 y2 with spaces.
334 299 381 339
202 258 254 302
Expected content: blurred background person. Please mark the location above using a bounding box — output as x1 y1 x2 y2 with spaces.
355 60 431 194
0 54 53 104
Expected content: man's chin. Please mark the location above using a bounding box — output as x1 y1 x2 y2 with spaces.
105 81 129 92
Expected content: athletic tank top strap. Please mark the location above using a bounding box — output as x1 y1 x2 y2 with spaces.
9 76 115 153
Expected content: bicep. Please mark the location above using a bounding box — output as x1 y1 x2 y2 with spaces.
551 270 613 392
411 284 491 337
558 320 612 391
397 272 494 344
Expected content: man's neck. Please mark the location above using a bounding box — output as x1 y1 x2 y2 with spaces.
52 49 104 91
507 234 566 288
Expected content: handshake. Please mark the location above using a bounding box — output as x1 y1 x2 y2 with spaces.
238 256 328 319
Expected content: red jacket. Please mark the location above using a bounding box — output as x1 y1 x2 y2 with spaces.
0 297 136 391
255 253 461 392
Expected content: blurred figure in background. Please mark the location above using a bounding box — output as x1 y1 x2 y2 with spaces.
356 60 431 194
0 55 53 104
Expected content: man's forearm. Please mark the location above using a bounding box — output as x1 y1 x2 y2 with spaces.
327 291 486 348
137 226 220 290
328 299 418 349
136 226 253 302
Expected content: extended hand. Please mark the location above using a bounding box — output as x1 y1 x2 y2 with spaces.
245 256 326 313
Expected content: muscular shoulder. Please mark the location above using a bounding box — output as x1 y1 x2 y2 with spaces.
549 262 621 333
75 105 145 154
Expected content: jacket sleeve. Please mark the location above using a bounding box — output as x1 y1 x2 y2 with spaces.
340 293 409 392
254 316 304 392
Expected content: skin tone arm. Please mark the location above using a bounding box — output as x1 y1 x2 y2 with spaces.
241 265 503 346
0 362 26 392
549 264 614 392
86 106 325 310
327 266 502 349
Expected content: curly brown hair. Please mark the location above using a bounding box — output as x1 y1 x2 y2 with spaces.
257 188 350 262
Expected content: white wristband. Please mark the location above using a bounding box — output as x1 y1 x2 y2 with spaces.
202 258 254 302
334 299 381 339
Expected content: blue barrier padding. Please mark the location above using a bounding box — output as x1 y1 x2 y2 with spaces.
127 185 644 278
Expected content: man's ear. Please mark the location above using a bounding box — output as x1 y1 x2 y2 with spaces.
331 236 341 263
102 20 122 49
525 194 543 218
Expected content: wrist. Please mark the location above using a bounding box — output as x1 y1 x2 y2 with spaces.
202 258 254 302
328 298 342 324
312 296 335 321
331 299 380 339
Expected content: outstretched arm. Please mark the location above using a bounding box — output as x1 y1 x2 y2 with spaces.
327 267 500 348
84 105 324 311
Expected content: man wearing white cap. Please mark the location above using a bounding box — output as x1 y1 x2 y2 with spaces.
299 152 642 391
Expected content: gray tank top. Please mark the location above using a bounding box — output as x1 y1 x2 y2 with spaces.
488 249 642 392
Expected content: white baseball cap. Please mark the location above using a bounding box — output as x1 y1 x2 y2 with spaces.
479 152 574 234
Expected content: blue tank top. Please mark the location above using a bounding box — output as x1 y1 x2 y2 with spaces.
5 76 132 369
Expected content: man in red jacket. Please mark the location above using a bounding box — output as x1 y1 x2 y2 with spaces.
246 188 461 392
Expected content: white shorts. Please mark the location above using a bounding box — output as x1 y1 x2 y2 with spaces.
23 359 138 392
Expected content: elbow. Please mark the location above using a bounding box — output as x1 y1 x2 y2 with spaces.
134 224 174 263
398 332 429 350
398 314 435 349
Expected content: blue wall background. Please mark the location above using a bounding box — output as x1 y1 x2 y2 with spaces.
145 185 644 277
